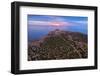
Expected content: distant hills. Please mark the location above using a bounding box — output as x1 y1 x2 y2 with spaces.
28 29 88 61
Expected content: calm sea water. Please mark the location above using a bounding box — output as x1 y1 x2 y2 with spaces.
28 25 87 41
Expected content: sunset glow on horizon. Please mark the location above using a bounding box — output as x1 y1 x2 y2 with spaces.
50 22 64 26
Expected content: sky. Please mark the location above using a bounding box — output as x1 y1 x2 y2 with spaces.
28 15 88 27
28 15 88 41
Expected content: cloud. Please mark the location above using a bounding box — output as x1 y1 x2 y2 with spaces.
28 21 50 26
28 20 73 26
28 19 87 27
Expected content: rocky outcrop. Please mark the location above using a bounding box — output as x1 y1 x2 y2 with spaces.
28 29 88 61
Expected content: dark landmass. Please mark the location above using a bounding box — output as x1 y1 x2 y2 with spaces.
28 29 88 61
